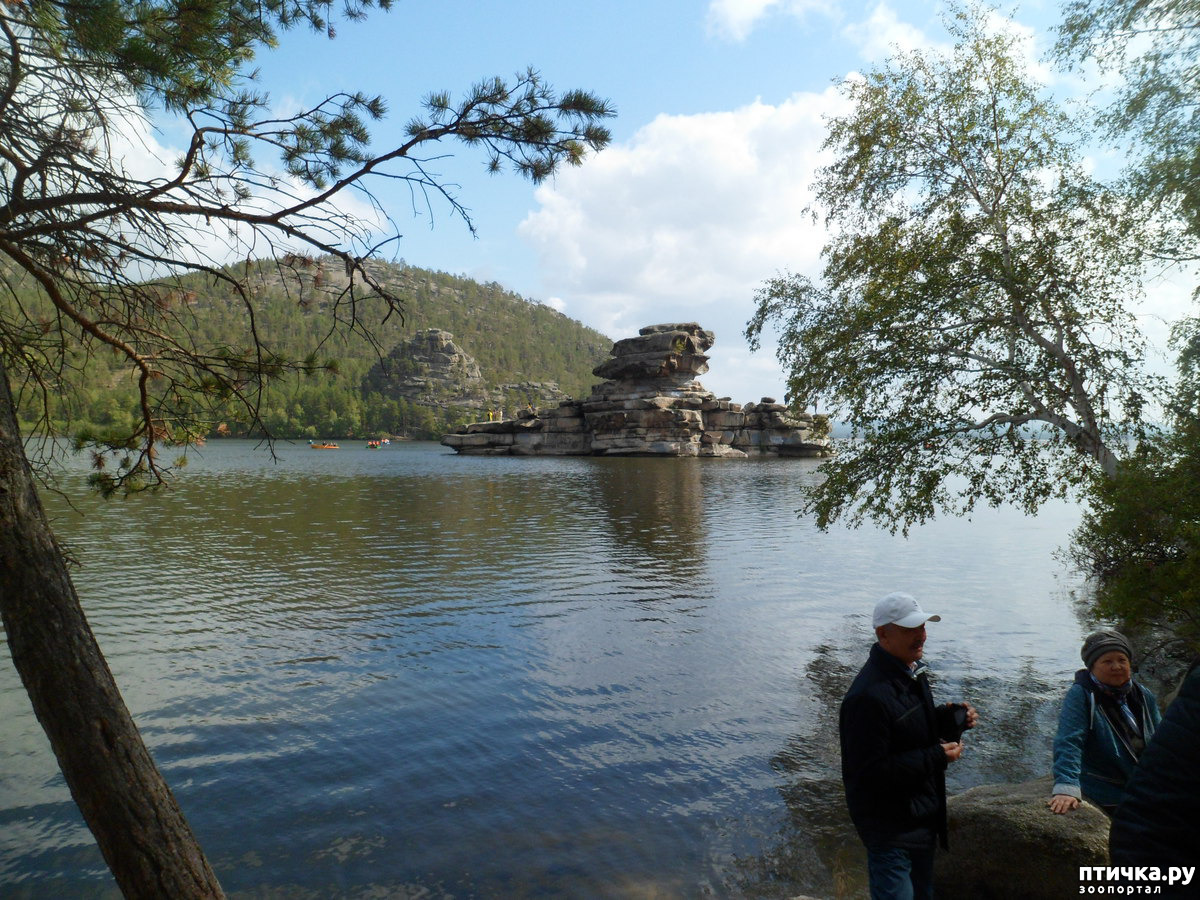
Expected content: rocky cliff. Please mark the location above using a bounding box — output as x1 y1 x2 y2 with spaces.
441 323 832 458
363 328 570 418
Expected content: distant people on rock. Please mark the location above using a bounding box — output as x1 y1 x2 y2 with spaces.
1109 659 1200 874
840 591 979 899
1050 630 1161 816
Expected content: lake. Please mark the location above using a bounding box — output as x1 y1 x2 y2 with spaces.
0 440 1093 898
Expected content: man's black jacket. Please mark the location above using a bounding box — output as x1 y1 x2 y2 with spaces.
839 642 959 851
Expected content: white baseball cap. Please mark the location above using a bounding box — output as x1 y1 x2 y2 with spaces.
873 592 942 629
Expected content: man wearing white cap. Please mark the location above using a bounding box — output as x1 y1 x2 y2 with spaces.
839 592 979 899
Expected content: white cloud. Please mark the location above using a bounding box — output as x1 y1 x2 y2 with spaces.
842 0 937 59
107 110 179 185
518 2 1199 408
842 3 1058 84
1137 264 1200 377
519 87 847 404
706 0 835 42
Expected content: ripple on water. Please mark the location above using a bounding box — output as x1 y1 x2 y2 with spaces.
3 441 1090 897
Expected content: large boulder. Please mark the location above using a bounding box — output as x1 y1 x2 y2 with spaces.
934 776 1109 899
591 323 714 382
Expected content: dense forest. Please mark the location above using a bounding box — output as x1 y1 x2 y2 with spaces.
6 256 613 441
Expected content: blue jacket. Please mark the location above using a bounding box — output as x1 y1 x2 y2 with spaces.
1052 669 1161 809
1110 664 1200 866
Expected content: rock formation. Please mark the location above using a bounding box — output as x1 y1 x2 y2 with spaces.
363 328 569 417
396 328 485 388
441 323 832 458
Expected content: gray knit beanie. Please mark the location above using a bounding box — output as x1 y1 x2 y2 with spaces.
1081 630 1134 669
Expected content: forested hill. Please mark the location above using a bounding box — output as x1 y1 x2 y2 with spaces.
11 256 614 441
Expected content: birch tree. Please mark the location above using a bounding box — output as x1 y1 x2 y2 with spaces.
1057 0 1200 251
746 4 1159 532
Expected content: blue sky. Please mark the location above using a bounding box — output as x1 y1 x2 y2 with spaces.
194 0 1188 403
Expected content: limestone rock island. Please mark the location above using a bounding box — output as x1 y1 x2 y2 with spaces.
441 323 833 458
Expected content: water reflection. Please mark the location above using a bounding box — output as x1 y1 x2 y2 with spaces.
585 457 708 573
734 637 865 899
1 441 1093 898
953 661 1062 786
737 635 1069 898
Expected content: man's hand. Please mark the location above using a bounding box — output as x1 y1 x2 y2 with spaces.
947 701 979 730
960 703 979 730
1048 794 1080 814
941 741 963 762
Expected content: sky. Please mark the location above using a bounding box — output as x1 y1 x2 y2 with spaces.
167 0 1193 405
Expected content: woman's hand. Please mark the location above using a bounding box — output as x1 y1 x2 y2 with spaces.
1048 794 1080 814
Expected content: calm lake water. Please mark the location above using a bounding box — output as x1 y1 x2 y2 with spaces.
0 440 1093 898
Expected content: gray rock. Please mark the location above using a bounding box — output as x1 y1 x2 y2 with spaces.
442 324 834 458
366 329 569 416
639 322 715 347
592 348 710 381
934 776 1109 899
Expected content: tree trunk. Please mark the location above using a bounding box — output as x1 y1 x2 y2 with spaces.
0 360 225 899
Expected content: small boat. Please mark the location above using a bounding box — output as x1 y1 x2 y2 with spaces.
366 440 381 450
309 440 340 450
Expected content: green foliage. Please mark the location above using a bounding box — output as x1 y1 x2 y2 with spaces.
1072 423 1200 653
1055 0 1200 249
746 3 1160 533
37 1 395 114
6 257 611 441
408 69 614 188
1174 315 1200 416
1054 0 1200 653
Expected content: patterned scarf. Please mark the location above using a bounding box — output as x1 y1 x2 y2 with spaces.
1090 673 1139 733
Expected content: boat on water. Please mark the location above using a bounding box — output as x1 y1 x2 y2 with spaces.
309 440 340 450
366 440 382 450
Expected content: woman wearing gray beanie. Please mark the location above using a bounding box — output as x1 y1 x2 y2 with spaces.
1049 630 1161 814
